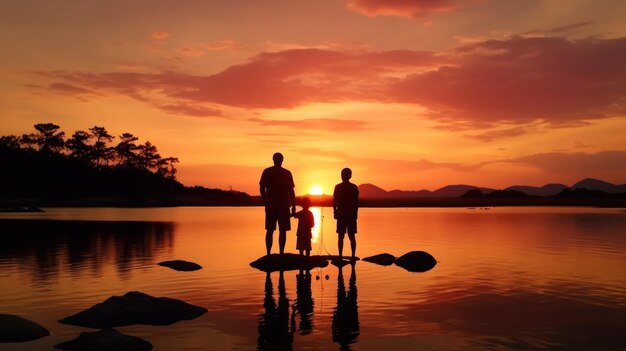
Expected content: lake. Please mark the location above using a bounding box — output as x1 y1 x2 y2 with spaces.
1 207 625 350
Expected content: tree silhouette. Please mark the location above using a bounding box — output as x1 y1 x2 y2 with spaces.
1 123 183 185
33 123 65 153
136 141 160 172
0 135 20 150
89 126 115 168
156 156 179 179
66 130 93 161
115 133 140 168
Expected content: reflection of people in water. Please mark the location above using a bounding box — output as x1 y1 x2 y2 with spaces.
332 263 360 350
258 271 294 351
293 269 314 335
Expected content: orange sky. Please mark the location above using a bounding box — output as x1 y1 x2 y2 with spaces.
1 0 626 195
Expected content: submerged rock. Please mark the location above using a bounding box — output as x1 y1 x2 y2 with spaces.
250 253 329 272
362 253 396 266
0 314 50 343
158 260 202 271
55 328 152 351
394 251 437 272
59 291 207 328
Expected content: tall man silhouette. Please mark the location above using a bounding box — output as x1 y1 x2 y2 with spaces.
333 168 359 259
260 152 296 255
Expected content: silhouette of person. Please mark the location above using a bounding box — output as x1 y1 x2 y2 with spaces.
333 168 359 259
294 269 314 335
293 197 314 256
260 152 296 255
258 271 294 351
332 263 359 350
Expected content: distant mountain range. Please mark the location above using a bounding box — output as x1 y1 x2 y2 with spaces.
357 178 626 199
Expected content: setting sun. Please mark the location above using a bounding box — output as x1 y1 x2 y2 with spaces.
309 185 324 195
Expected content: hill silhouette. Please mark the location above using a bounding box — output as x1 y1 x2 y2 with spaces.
571 178 626 193
357 179 626 199
505 183 568 197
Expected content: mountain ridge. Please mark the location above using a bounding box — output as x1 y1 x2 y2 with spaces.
357 178 626 199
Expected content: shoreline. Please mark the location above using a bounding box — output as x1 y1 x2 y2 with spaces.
2 196 625 209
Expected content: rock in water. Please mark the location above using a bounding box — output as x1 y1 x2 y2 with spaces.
250 253 328 272
55 328 152 351
362 253 396 266
158 260 202 271
0 314 50 342
395 251 437 272
59 291 207 328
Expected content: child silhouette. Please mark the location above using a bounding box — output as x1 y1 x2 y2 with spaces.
293 197 314 256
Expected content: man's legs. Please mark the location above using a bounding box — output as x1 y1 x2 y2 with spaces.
338 232 345 258
279 230 287 254
347 232 357 258
265 229 274 255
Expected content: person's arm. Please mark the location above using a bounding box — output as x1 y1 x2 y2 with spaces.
289 172 296 214
355 185 359 218
259 171 266 203
333 185 339 218
289 188 296 215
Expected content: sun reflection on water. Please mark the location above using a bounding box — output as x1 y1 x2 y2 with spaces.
311 207 322 244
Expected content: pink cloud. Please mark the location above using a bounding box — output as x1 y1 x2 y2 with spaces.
151 31 170 41
205 39 241 51
178 47 206 57
156 103 225 118
35 37 626 131
389 36 626 126
247 117 369 131
346 0 457 18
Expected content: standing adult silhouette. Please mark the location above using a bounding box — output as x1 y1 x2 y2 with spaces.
333 168 359 259
260 152 296 255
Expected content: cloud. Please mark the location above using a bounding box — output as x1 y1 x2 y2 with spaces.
390 36 626 126
465 126 529 142
151 31 170 41
345 0 457 18
177 39 242 57
248 117 369 131
35 36 626 130
47 82 97 96
38 48 440 109
156 103 225 118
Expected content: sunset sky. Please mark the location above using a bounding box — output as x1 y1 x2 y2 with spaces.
1 0 625 195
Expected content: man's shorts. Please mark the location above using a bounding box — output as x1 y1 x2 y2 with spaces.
336 217 357 235
265 206 291 231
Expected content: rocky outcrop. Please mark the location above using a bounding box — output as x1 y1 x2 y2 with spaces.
59 291 207 328
158 260 202 271
250 253 329 272
362 253 396 266
55 329 152 351
394 251 437 272
0 314 49 342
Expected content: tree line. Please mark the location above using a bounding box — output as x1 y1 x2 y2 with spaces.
0 123 178 179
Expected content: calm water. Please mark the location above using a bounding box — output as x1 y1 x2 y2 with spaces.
1 207 625 351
